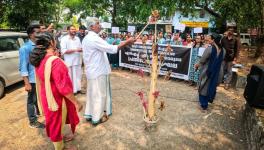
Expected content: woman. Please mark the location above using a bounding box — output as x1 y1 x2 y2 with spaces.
29 32 82 150
195 33 225 111
183 34 193 46
189 35 203 86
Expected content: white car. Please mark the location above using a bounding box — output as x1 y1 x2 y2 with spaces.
240 33 251 46
0 32 28 98
234 33 251 46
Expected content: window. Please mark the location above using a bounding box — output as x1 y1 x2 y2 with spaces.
245 35 250 39
18 36 29 46
22 37 29 43
0 37 20 52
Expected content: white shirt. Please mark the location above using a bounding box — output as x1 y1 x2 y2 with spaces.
82 31 118 79
60 35 82 66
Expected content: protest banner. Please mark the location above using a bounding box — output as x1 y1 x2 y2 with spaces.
120 43 192 80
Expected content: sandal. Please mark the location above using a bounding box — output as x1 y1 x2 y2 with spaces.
100 115 109 123
63 134 74 142
64 145 77 150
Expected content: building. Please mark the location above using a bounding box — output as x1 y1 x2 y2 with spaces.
172 8 216 34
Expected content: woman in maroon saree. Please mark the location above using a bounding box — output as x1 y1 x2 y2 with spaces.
30 32 82 150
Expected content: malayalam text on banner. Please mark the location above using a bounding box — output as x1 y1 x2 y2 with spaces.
119 43 192 80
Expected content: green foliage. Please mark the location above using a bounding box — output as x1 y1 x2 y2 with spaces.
1 0 62 30
1 0 263 31
213 0 262 30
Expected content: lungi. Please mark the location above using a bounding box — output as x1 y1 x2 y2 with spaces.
68 65 82 93
84 75 112 124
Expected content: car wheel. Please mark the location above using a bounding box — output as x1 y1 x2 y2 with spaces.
242 43 248 46
242 43 249 50
0 80 5 99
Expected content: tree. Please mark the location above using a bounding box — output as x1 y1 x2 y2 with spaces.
1 0 62 30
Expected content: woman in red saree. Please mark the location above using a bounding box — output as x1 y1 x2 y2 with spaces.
29 32 82 150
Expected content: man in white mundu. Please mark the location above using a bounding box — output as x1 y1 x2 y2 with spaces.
82 17 135 125
60 25 82 94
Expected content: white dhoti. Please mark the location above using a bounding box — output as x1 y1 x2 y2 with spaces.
84 75 112 124
68 65 82 93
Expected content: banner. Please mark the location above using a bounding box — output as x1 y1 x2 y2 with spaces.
193 27 203 33
127 26 136 33
120 43 192 80
112 27 119 34
174 23 186 32
180 21 209 28
101 22 112 29
165 25 172 33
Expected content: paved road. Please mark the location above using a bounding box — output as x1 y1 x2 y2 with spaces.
0 70 247 150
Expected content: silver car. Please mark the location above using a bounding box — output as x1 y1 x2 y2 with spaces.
0 32 28 98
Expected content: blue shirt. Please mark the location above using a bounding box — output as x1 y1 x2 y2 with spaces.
19 40 35 83
107 37 121 45
158 38 166 44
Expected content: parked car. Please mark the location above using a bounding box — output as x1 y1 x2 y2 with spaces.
240 33 251 46
0 32 28 98
233 33 251 47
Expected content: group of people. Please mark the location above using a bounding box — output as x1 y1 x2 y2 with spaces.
19 17 135 150
194 27 240 111
18 16 240 149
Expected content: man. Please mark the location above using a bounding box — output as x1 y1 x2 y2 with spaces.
77 25 88 94
19 24 45 128
107 33 121 68
221 27 241 89
46 23 54 33
77 25 87 42
170 33 182 45
40 24 46 33
165 32 172 44
60 25 82 94
82 17 135 125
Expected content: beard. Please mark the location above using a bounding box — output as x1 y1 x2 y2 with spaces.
70 32 76 36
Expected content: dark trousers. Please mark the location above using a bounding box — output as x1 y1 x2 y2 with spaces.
108 52 119 67
199 94 215 110
223 61 233 84
27 83 38 123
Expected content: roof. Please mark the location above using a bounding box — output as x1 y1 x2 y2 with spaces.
0 31 27 37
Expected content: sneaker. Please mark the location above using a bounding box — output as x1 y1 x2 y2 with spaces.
29 121 45 129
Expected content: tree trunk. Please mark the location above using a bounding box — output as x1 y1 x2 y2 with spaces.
255 0 264 57
261 0 264 34
147 44 158 120
111 0 117 26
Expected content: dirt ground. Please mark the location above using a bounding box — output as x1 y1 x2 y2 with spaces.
0 70 247 150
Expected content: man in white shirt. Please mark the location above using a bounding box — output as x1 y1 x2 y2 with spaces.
60 25 82 94
82 17 135 125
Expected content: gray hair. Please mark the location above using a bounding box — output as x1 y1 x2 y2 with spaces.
85 17 99 30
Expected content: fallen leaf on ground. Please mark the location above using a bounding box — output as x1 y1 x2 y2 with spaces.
203 113 213 119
